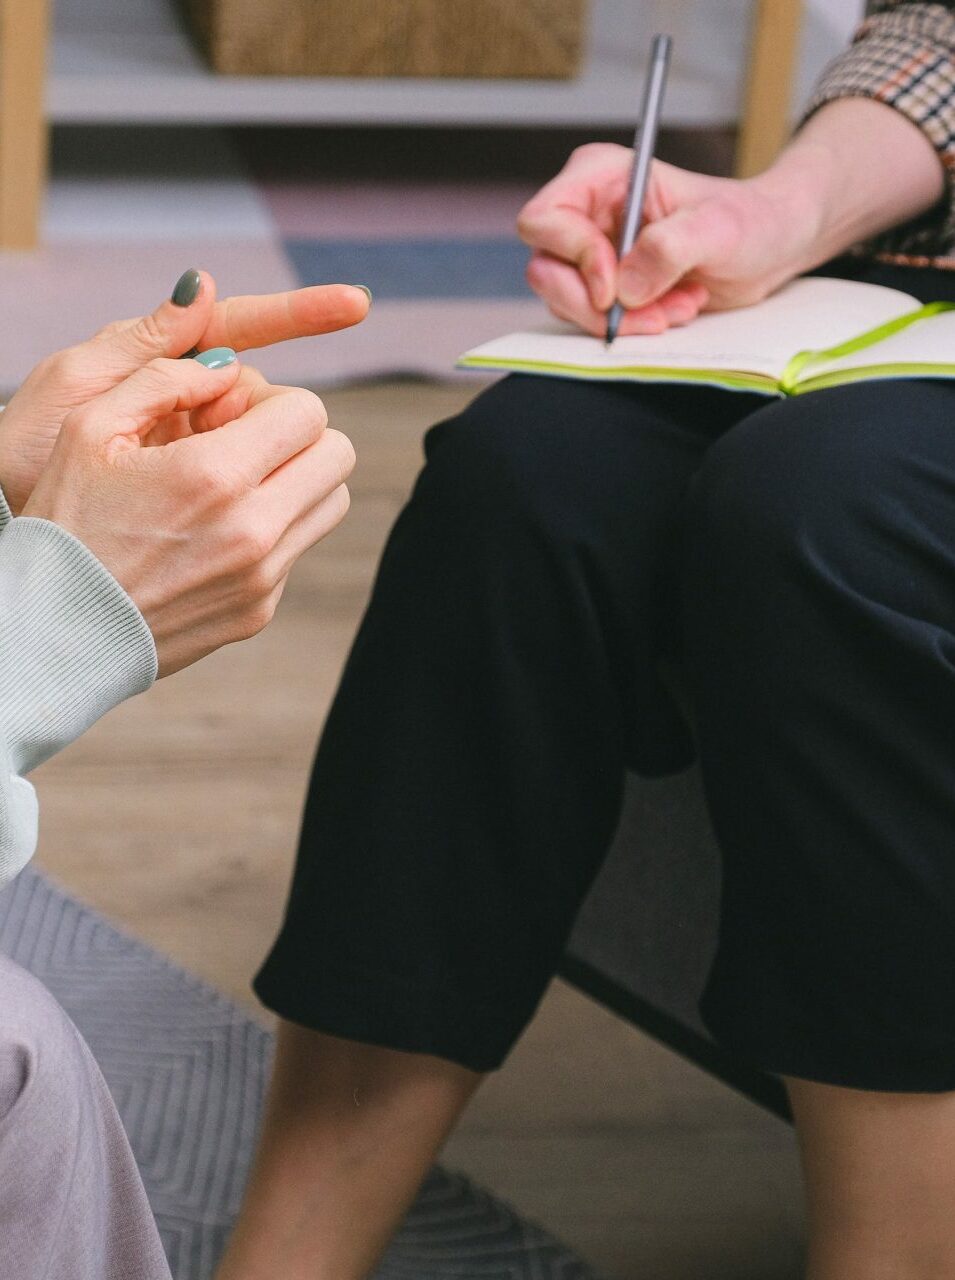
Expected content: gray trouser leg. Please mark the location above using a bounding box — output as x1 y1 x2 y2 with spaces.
0 954 171 1280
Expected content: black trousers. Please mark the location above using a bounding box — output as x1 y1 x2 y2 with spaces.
256 262 955 1091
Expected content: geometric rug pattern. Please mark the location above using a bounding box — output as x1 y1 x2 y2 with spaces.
0 866 600 1279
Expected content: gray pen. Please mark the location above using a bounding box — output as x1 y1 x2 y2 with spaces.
605 34 673 346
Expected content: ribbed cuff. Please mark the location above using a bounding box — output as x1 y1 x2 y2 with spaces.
0 406 10 532
799 6 955 258
0 517 157 886
0 516 157 773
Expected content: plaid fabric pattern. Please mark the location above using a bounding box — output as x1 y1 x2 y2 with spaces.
802 1 955 265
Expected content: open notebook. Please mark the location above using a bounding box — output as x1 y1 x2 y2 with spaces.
458 277 955 396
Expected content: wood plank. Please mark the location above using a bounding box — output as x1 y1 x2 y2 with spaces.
735 0 803 178
0 0 51 249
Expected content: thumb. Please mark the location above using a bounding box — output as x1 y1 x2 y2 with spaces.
68 354 241 450
616 207 708 311
89 269 218 371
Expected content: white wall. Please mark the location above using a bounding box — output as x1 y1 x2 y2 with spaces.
807 0 866 38
630 0 868 122
796 0 867 108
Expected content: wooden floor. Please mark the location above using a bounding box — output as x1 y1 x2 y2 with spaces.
33 379 806 1279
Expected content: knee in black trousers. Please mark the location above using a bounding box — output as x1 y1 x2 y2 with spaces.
259 362 955 1089
682 380 955 1090
255 374 748 1070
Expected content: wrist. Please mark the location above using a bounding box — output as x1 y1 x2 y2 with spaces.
747 98 946 278
744 142 837 283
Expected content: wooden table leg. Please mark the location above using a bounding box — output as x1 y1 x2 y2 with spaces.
0 0 51 250
735 0 804 179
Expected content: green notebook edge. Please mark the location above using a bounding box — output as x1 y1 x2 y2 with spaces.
780 299 955 393
458 300 955 398
457 355 782 395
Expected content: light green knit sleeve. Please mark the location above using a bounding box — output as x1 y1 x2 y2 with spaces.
0 512 158 889
0 408 9 533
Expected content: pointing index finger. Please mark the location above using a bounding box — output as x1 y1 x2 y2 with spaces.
197 284 371 354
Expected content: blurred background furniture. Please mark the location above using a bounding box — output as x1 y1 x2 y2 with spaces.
182 0 589 78
0 0 805 250
0 0 51 249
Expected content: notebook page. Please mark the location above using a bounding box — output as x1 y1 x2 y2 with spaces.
460 277 917 379
804 304 955 377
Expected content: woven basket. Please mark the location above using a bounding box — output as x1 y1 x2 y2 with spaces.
181 0 588 78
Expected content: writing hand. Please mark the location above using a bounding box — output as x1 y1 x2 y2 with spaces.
517 142 814 338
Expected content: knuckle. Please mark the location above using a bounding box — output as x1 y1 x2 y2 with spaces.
44 346 88 385
332 483 351 523
325 430 356 485
570 140 628 167
61 403 96 439
132 311 167 351
238 363 268 393
290 386 328 432
187 455 240 499
91 319 122 341
28 352 58 383
525 256 546 291
238 597 276 640
145 355 182 379
570 141 602 162
640 224 675 264
232 524 275 570
516 203 542 240
132 359 176 399
244 559 276 600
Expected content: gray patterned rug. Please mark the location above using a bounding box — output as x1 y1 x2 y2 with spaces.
0 867 599 1280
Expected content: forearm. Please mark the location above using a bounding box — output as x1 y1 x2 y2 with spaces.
750 97 946 277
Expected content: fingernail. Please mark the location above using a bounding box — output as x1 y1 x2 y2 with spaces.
354 285 373 303
618 268 648 308
193 347 236 369
171 268 201 307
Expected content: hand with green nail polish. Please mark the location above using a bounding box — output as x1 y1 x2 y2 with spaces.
0 272 370 514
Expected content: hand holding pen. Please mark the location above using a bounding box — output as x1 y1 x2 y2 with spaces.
605 34 672 345
519 27 824 341
518 34 713 340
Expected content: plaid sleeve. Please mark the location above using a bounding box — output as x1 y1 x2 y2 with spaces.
800 2 955 262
